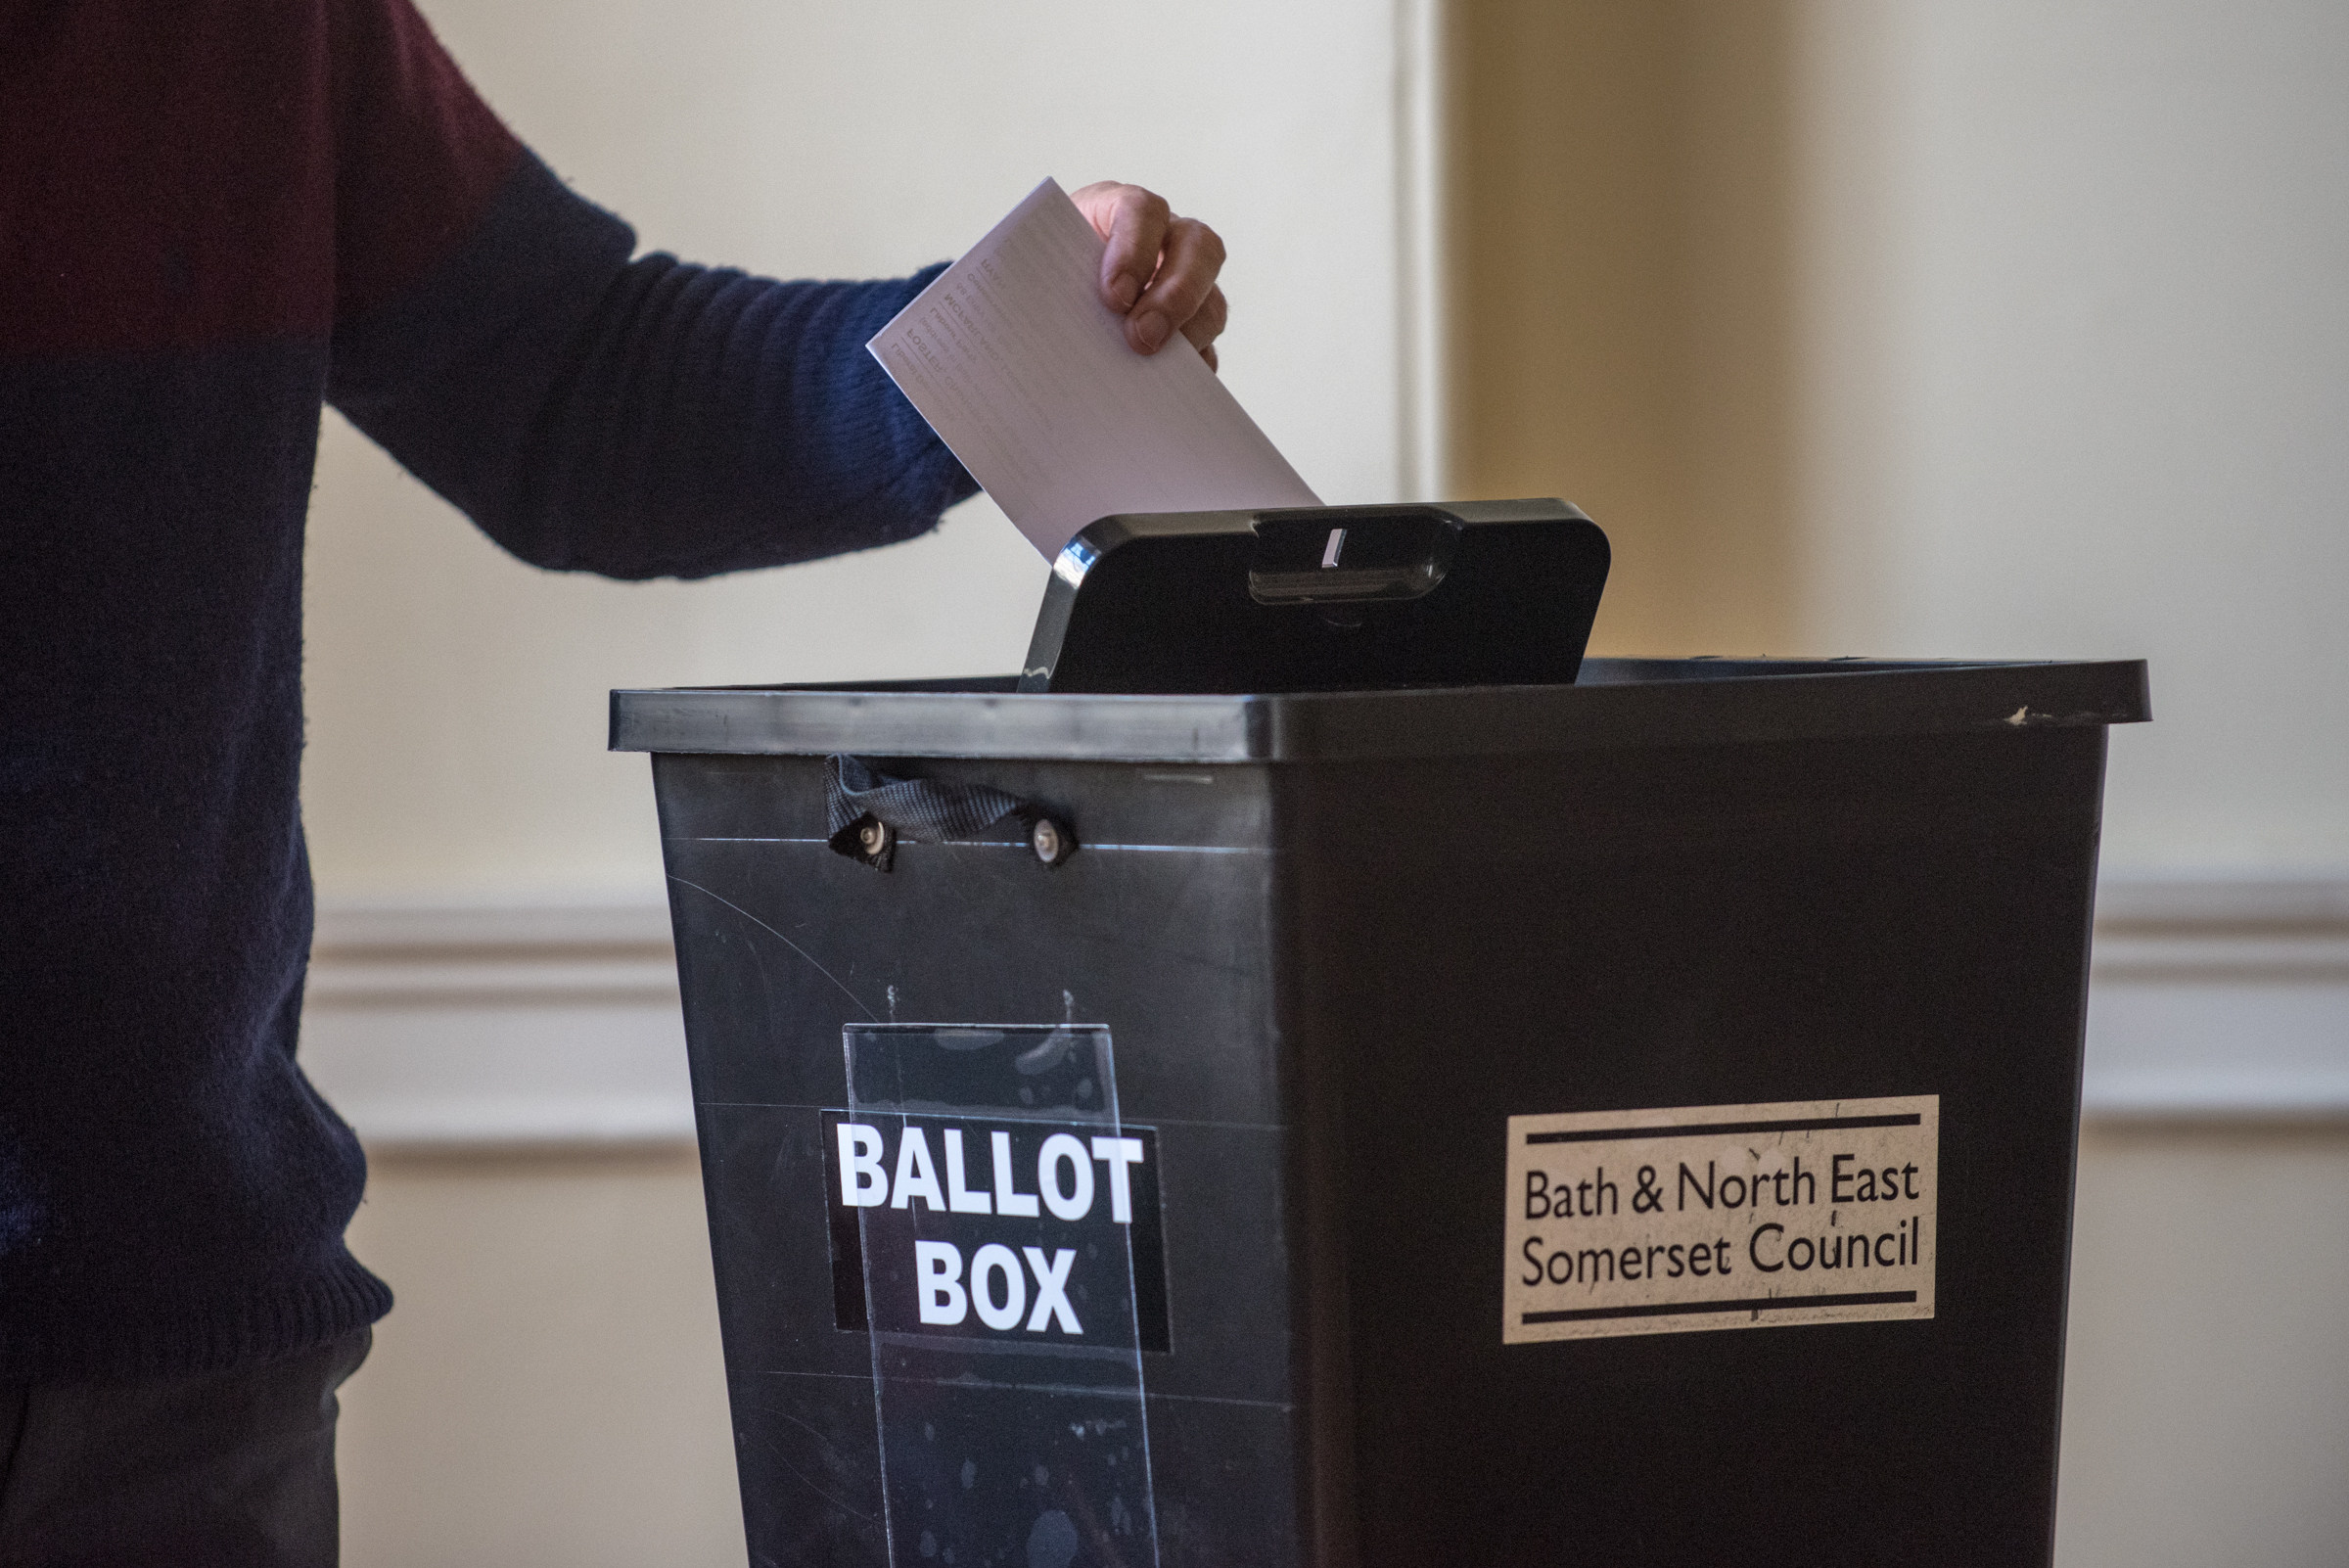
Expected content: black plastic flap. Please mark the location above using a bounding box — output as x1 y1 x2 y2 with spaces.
1019 500 1610 694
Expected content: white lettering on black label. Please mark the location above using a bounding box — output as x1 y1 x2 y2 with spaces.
1503 1096 1939 1344
821 1112 1170 1351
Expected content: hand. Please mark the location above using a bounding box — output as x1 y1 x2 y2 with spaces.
1069 181 1230 372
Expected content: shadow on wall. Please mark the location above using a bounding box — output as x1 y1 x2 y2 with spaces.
1449 0 1799 658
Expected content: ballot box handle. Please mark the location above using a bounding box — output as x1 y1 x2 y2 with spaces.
824 755 1076 872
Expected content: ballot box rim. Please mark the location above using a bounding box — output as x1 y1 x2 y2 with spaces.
609 656 2149 763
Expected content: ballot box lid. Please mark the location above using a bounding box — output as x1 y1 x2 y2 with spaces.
609 656 2150 764
1018 500 1613 695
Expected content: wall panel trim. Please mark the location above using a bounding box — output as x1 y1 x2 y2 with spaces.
303 876 2349 1150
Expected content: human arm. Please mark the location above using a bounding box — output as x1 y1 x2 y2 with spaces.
320 0 1229 580
328 154 975 579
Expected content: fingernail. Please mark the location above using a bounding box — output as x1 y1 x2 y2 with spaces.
1110 275 1140 312
1133 310 1169 351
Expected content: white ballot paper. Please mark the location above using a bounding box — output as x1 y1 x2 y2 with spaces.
867 178 1320 560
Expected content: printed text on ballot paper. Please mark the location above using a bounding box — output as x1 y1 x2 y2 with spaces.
1502 1096 1940 1344
826 1112 1166 1345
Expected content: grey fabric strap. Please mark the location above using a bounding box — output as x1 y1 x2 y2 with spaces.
825 756 1036 869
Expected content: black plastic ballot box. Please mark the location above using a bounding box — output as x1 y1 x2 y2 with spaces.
612 501 2149 1568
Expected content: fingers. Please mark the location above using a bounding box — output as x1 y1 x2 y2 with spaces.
1127 215 1226 357
1070 181 1171 317
1179 285 1229 354
1067 181 1230 365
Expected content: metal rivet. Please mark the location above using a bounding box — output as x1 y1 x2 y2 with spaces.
1030 817 1066 865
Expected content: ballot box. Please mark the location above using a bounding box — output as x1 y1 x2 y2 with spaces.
612 501 2148 1568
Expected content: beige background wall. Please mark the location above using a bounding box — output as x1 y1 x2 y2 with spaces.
1450 0 1800 658
2059 1124 2349 1567
1451 0 2349 877
306 0 2347 1562
1790 0 2349 876
340 1151 743 1566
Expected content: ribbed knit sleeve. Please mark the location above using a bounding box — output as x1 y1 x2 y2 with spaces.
328 154 978 579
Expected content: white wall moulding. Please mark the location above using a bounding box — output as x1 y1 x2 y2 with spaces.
304 875 2349 1151
2085 875 2349 1120
302 896 693 1152
310 898 675 954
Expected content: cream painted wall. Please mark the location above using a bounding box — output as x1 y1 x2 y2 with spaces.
2058 1125 2349 1568
1451 0 2349 876
339 1149 744 1568
1447 0 1800 658
300 0 1409 902
1792 0 2349 875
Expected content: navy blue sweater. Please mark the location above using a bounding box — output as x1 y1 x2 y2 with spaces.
0 0 975 1381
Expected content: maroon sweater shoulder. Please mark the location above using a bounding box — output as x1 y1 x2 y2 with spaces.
0 0 520 357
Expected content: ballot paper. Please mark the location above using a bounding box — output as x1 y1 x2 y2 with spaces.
867 178 1320 560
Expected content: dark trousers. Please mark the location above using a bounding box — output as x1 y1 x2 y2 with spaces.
0 1328 370 1568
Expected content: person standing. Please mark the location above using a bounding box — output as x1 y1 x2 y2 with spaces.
0 0 1228 1558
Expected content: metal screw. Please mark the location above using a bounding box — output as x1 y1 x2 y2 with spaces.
1030 817 1068 865
857 819 893 857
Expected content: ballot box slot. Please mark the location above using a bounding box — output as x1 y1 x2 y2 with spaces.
1247 507 1457 605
